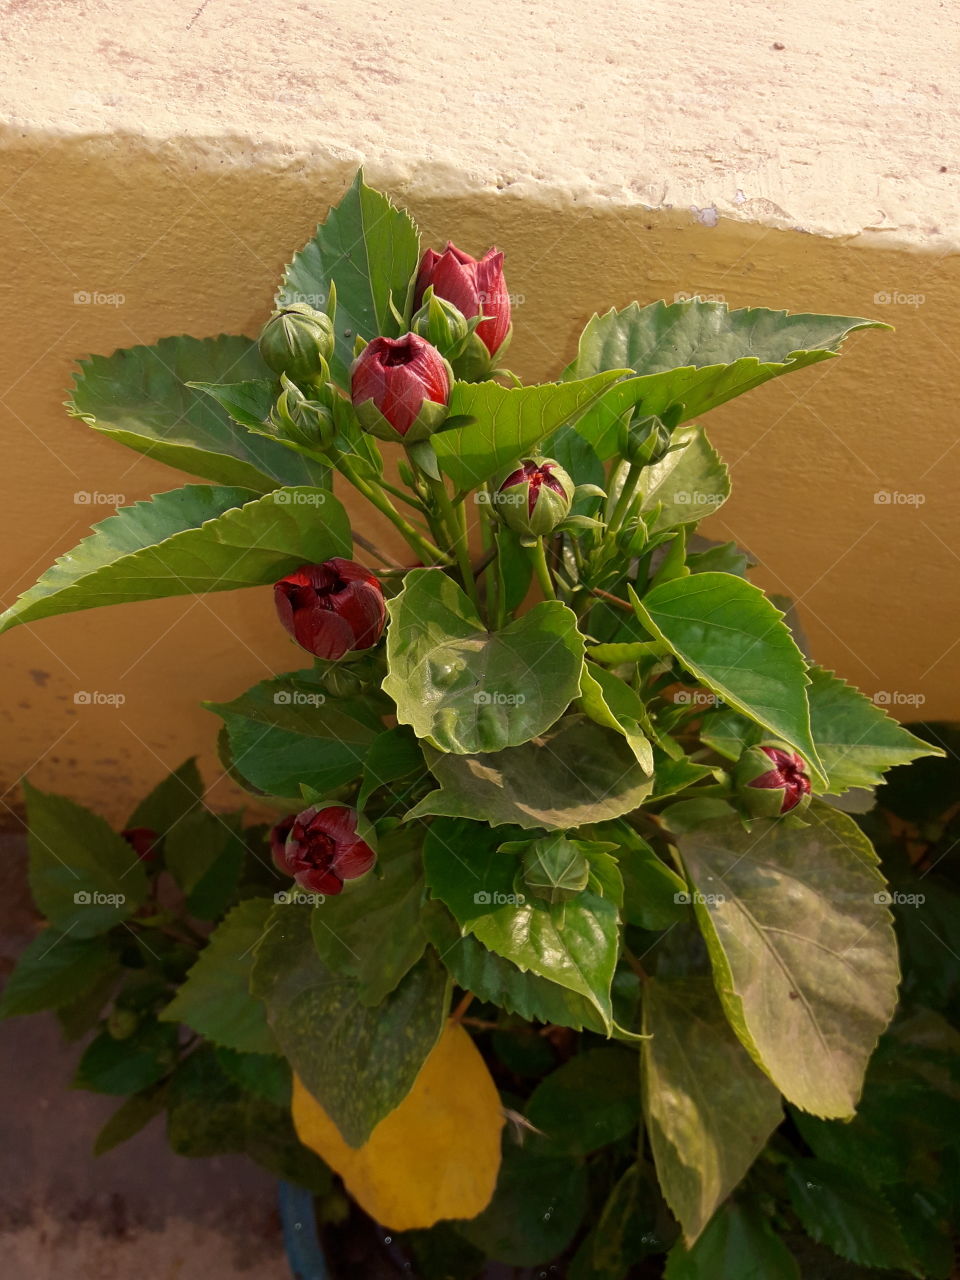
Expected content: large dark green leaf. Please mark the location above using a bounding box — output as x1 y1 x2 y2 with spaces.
207 675 382 799
125 757 204 835
643 977 782 1244
665 1202 800 1280
0 485 351 634
525 1047 640 1156
68 334 327 488
423 819 621 1032
564 300 887 424
633 573 825 784
785 1160 917 1272
22 781 147 937
408 717 654 829
159 898 278 1055
431 371 627 491
74 1019 179 1095
383 568 584 754
250 903 447 1146
0 930 118 1018
675 804 900 1118
279 170 421 386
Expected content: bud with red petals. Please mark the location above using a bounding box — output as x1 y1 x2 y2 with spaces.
414 243 512 360
734 742 812 817
350 334 452 442
122 827 159 862
274 559 386 660
273 804 375 895
491 457 574 537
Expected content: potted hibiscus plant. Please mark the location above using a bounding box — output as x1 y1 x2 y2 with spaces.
1 172 948 1277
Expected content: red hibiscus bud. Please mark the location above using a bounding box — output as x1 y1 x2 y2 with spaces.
269 815 296 867
414 243 512 357
350 334 451 442
274 804 375 895
491 457 574 537
734 743 812 817
274 559 386 660
122 827 159 861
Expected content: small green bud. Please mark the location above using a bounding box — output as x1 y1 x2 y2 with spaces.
734 741 812 818
411 287 471 359
622 414 673 467
259 303 335 386
520 834 590 904
107 1007 140 1040
269 375 335 449
490 457 575 537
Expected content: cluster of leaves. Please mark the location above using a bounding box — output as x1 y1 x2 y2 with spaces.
0 173 951 1273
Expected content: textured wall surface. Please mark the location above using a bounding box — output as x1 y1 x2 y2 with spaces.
0 0 957 820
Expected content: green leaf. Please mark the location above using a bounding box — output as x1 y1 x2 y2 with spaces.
207 675 382 799
0 485 352 634
686 539 752 578
455 1142 588 1266
525 1047 640 1156
408 716 654 830
785 1160 917 1272
638 425 730 530
431 371 628 491
68 334 327 489
633 573 825 785
164 808 245 920
125 757 204 835
250 903 447 1146
215 1048 292 1108
357 725 425 813
383 568 585 754
279 170 421 386
676 804 900 1118
579 663 654 772
423 819 621 1033
0 930 118 1018
93 1090 166 1156
423 906 607 1033
159 898 278 1055
591 820 687 929
190 378 276 431
74 1019 179 1095
310 825 428 1005
665 1202 800 1280
22 781 147 937
564 300 888 425
643 976 782 1244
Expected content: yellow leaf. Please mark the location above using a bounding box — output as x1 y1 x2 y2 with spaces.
292 1019 504 1230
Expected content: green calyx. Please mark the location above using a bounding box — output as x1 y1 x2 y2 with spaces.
353 394 450 445
269 375 336 449
490 457 575 538
411 287 472 359
733 741 813 819
258 302 336 386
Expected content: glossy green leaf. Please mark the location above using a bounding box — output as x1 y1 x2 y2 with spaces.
74 1019 179 1095
207 676 382 799
279 170 421 386
159 898 279 1055
22 781 147 937
190 378 276 431
676 804 900 1118
383 568 584 754
665 1202 800 1280
592 820 687 929
785 1160 917 1272
0 930 118 1018
579 663 654 772
643 976 782 1244
0 485 351 634
525 1047 640 1156
633 573 825 785
431 371 627 491
250 903 447 1146
68 334 327 489
423 818 621 1032
638 425 730 530
408 717 654 830
310 826 428 1006
564 300 888 428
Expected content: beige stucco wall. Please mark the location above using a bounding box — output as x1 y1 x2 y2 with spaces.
1 1 957 821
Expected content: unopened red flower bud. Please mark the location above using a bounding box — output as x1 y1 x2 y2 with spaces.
734 743 812 817
122 827 159 861
274 804 375 895
414 243 512 358
274 559 386 660
350 334 451 442
492 457 574 537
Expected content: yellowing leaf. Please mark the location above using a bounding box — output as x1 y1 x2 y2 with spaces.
292 1020 503 1229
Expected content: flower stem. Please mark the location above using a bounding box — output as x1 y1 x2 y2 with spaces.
336 455 450 565
531 536 557 601
605 460 644 537
425 472 481 610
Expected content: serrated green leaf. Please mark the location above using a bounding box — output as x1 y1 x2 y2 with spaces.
0 930 118 1018
250 903 447 1146
279 170 420 386
383 568 584 754
643 976 782 1245
665 1202 800 1280
408 717 654 830
676 804 900 1118
22 781 147 937
579 663 654 772
68 334 326 489
590 820 687 929
74 1018 179 1095
0 485 352 634
638 425 730 530
357 725 425 813
431 371 627 491
159 898 278 1055
785 1160 917 1273
125 757 204 836
633 573 825 785
164 808 245 920
423 818 620 1033
215 1048 292 1108
525 1047 640 1156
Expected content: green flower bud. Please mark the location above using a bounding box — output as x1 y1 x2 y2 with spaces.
520 835 590 904
259 303 335 386
107 1007 140 1040
269 375 336 449
622 414 673 467
411 287 471 359
734 741 812 818
491 457 575 537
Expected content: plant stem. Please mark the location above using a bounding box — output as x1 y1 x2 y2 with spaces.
531 536 556 601
605 460 644 537
337 455 450 565
426 472 481 609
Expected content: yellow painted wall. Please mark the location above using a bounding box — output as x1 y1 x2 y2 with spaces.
1 132 957 820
